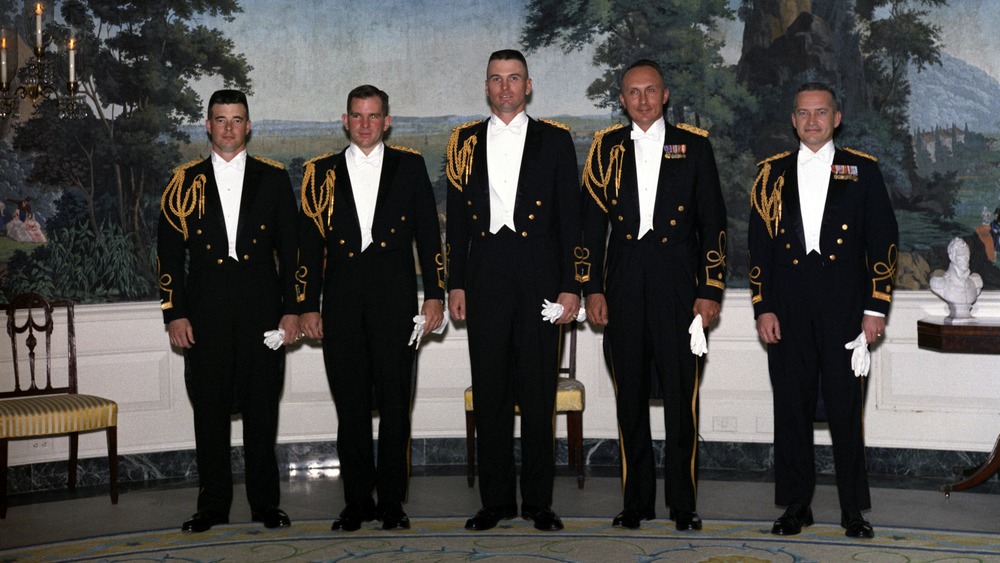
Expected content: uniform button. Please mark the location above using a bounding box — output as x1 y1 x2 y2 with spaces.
467 200 472 206
196 229 203 235
626 234 633 240
536 200 542 206
611 199 617 206
206 244 212 250
260 224 266 230
472 214 477 220
837 238 843 244
481 231 486 237
528 214 535 220
390 228 396 234
618 215 624 221
380 242 387 248
780 228 786 234
829 254 836 261
252 239 257 244
886 286 892 292
785 243 790 249
339 239 346 245
661 237 668 243
348 252 355 258
677 205 685 212
401 216 407 221
217 259 224 264
521 231 528 237
792 259 799 265
842 224 848 231
670 219 677 226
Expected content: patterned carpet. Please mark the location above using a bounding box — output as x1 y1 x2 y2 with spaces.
3 517 999 562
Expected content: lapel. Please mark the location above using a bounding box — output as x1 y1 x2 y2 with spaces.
513 117 542 213
619 130 641 217
821 148 849 234
334 149 362 236
200 158 227 236
235 156 261 246
781 158 806 249
471 119 490 222
373 146 400 225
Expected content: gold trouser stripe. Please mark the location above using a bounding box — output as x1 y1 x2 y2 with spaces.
689 360 700 497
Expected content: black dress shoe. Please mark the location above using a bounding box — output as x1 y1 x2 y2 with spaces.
771 503 813 536
465 506 518 531
522 506 564 531
841 511 875 538
612 509 655 530
331 503 377 532
670 510 703 531
379 503 411 530
181 511 228 533
251 506 291 529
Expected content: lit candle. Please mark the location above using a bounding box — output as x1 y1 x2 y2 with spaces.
35 4 43 51
1 37 7 84
68 38 76 83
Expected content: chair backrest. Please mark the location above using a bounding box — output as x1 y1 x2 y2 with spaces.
0 292 77 399
558 320 578 380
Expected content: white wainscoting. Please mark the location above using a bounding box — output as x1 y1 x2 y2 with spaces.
4 290 999 466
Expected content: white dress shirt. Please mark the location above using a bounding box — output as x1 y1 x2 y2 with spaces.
211 149 247 260
487 111 528 234
345 142 384 252
631 118 666 239
797 140 835 254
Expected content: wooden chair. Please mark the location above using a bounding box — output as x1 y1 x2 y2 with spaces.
464 321 585 489
0 293 118 518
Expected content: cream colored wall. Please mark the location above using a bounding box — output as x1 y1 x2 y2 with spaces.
4 290 999 466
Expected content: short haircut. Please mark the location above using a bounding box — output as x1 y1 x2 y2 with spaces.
347 84 389 116
207 89 249 119
795 82 839 111
487 49 529 77
620 59 664 90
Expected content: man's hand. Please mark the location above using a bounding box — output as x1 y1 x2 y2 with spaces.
862 314 885 345
422 299 445 335
586 293 608 326
693 298 720 328
300 311 323 340
279 314 300 346
555 292 580 325
449 289 466 321
756 312 781 344
168 318 195 349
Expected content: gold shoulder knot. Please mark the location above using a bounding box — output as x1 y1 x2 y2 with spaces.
452 120 481 134
676 123 708 137
756 151 792 168
539 118 570 131
304 152 337 166
252 154 285 170
171 158 202 175
844 147 878 162
594 123 625 139
390 145 421 156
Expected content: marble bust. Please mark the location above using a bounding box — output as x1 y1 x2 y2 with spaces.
929 237 983 320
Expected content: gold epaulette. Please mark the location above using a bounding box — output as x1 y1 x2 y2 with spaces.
304 152 337 166
252 154 285 169
390 145 421 156
539 118 570 131
594 123 625 138
446 120 482 192
161 159 207 240
677 123 708 137
582 124 627 213
171 158 201 175
756 151 792 168
844 147 878 162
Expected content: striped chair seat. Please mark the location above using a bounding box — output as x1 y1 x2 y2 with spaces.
0 395 118 439
463 377 585 413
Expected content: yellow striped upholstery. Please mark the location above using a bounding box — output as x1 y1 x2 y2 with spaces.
0 394 118 439
464 377 585 412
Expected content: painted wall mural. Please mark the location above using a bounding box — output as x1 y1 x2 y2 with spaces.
0 0 996 302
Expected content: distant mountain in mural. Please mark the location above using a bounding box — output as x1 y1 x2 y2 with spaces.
909 52 1000 133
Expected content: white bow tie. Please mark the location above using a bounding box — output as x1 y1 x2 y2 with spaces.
798 149 833 165
491 123 522 136
356 155 382 168
630 130 658 142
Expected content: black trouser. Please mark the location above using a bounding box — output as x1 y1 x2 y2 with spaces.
185 260 284 516
603 236 700 515
465 227 561 510
768 251 871 512
323 248 417 509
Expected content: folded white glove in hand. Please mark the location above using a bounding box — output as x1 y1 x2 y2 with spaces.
540 299 587 324
408 311 449 349
688 314 708 357
844 331 870 377
263 328 285 351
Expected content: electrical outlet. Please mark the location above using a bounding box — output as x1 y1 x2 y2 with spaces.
32 439 50 450
712 416 738 432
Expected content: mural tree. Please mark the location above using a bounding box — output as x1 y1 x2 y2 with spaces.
3 0 251 301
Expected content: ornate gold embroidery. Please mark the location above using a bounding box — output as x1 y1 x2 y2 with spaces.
301 153 337 238
749 265 763 304
871 244 897 302
844 147 877 162
574 246 592 283
295 265 308 303
160 159 205 240
252 154 285 169
676 123 708 137
704 232 726 290
446 120 480 192
435 252 445 289
157 257 174 310
751 152 791 239
539 118 570 130
390 145 421 155
583 124 626 212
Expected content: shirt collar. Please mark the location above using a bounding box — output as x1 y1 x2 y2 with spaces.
348 142 385 167
798 140 835 165
489 111 529 134
211 149 248 170
630 117 666 141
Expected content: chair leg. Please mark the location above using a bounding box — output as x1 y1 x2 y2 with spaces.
107 426 119 505
568 412 584 489
68 432 79 492
465 411 476 488
1 438 8 519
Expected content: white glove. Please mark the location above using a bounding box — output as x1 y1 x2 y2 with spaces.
688 315 707 357
844 332 870 377
409 311 449 349
263 328 285 351
540 299 587 324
